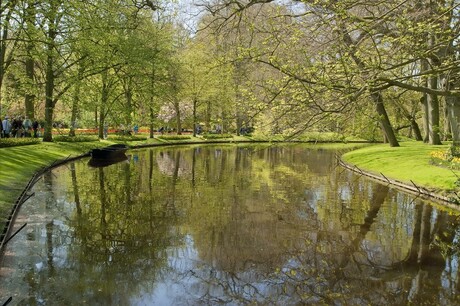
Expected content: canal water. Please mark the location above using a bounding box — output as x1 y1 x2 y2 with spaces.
1 144 459 305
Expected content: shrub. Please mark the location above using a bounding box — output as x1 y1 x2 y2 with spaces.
53 135 99 142
157 135 191 140
109 135 147 141
202 134 233 139
430 146 460 170
0 138 41 148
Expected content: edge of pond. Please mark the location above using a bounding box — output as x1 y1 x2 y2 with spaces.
3 139 455 257
337 157 460 211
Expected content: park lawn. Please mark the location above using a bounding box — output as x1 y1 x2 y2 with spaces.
342 141 459 194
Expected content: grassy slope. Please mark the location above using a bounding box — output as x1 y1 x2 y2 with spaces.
342 141 459 193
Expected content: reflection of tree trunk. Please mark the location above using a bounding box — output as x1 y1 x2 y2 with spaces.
358 184 388 236
123 159 132 207
192 148 196 187
339 184 389 269
173 151 180 182
418 205 433 265
46 221 55 275
43 171 54 209
167 150 181 215
234 147 242 172
219 149 227 182
396 203 445 268
149 150 154 230
99 168 107 240
70 163 82 216
406 203 423 264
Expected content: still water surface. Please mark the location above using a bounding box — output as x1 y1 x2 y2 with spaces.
1 144 460 305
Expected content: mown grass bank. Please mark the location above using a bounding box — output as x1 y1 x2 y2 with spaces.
342 141 460 197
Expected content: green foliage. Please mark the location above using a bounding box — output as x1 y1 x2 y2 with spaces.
53 135 99 142
202 134 233 139
294 132 346 142
157 135 192 140
0 138 41 148
109 135 147 142
430 145 460 170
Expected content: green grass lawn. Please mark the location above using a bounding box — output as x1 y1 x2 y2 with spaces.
342 141 459 194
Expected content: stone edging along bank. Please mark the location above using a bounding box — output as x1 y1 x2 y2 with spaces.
337 157 460 211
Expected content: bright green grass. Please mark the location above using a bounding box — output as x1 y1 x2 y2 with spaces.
342 141 458 193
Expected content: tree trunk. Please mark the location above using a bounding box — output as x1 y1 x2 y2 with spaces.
42 2 58 143
149 62 156 139
371 91 399 147
98 71 108 139
149 106 155 138
0 6 13 119
193 97 197 137
24 53 35 119
410 118 423 141
69 87 79 137
69 67 83 137
447 96 460 147
43 46 55 142
24 3 36 119
174 100 182 135
205 100 211 133
426 75 442 145
124 77 133 130
420 95 429 142
444 101 451 141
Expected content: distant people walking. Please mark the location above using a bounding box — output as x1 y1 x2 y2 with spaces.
32 120 40 138
2 116 11 138
11 116 24 137
23 116 32 137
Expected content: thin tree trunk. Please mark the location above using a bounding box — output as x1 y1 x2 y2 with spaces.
24 3 35 119
371 91 399 147
149 106 155 138
24 52 35 119
447 96 460 147
426 76 442 145
98 71 108 139
69 66 83 137
420 95 429 142
43 47 55 142
193 97 197 137
174 100 182 134
43 3 58 142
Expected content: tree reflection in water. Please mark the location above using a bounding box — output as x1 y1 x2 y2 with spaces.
1 144 460 305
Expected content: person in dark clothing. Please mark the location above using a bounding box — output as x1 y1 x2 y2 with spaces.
32 120 40 138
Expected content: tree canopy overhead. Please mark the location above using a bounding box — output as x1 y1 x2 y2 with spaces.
0 0 458 146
